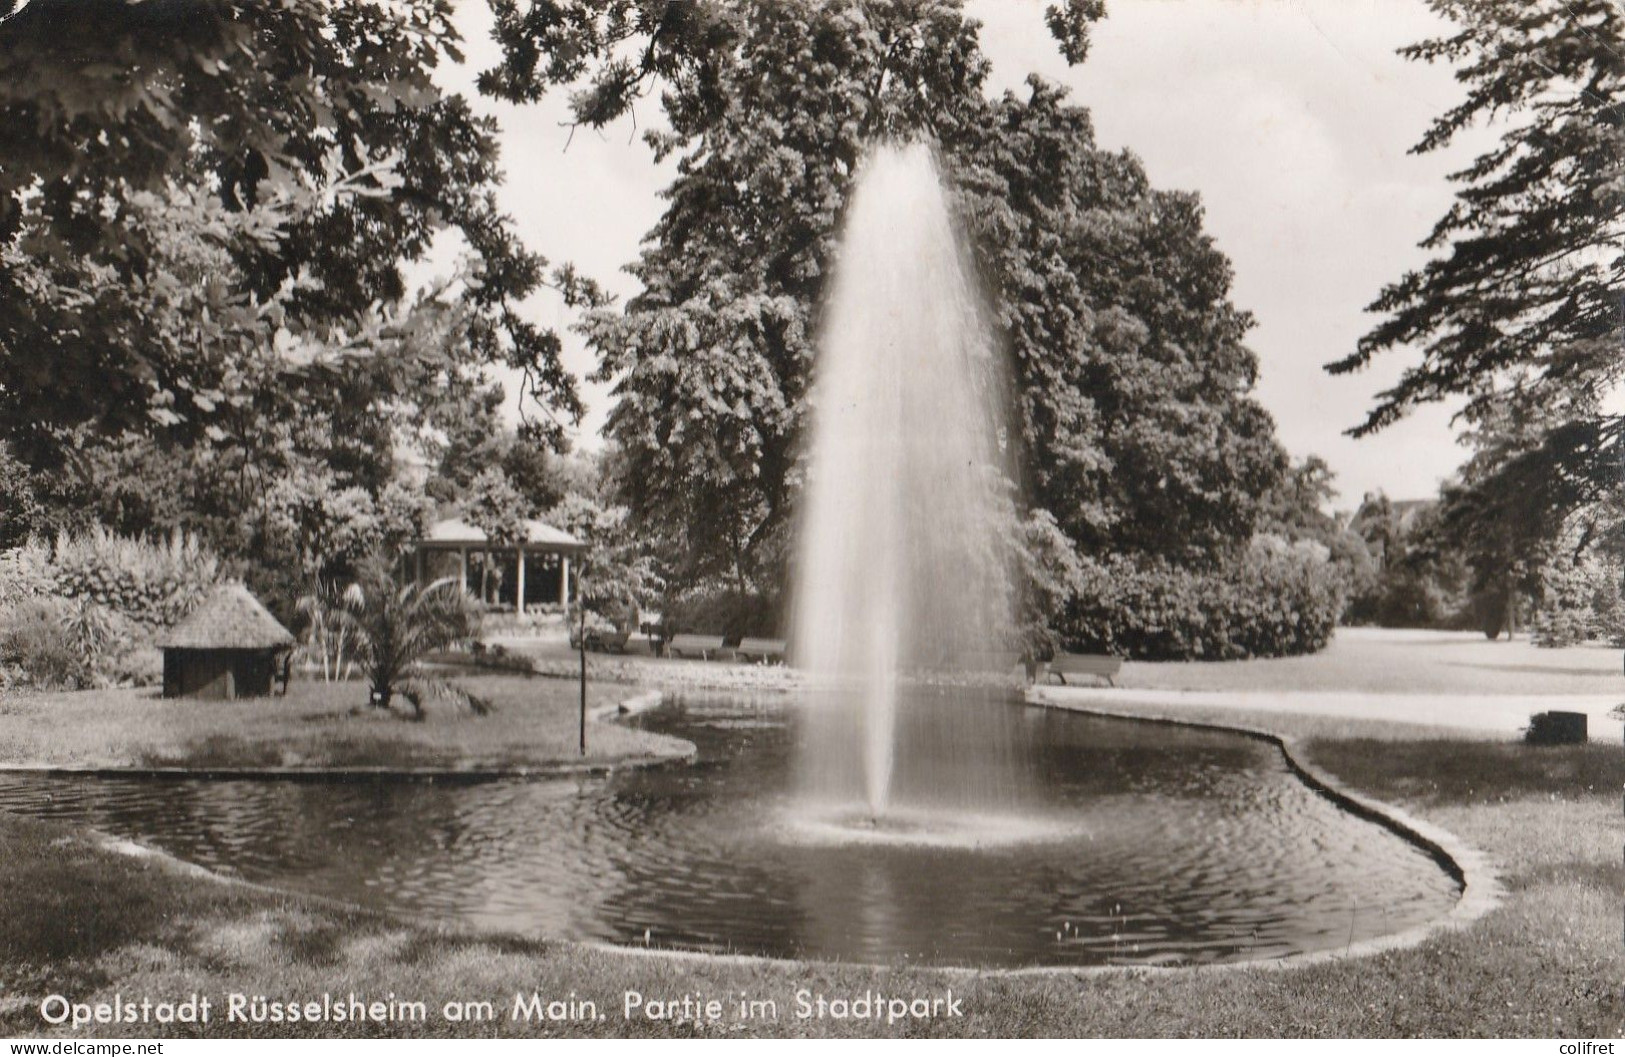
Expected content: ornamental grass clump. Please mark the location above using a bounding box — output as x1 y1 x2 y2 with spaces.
0 538 52 608
50 527 219 627
0 529 220 689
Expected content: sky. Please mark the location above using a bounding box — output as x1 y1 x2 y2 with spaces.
434 0 1497 510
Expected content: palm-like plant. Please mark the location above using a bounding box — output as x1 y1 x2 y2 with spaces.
339 556 490 719
296 579 361 682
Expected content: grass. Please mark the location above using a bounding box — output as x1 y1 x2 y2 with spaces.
1305 738 1623 806
0 675 685 771
1121 626 1624 696
502 625 1625 698
0 705 1620 1037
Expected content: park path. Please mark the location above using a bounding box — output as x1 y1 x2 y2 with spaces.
1031 685 1625 743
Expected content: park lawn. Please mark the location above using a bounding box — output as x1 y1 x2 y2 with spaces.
1120 626 1625 696
0 709 1620 1038
509 626 1624 698
0 676 685 772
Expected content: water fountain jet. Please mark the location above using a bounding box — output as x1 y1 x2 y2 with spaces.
792 141 1021 822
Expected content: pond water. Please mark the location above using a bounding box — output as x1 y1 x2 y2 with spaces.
0 695 1460 968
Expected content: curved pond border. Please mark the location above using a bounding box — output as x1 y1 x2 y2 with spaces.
4 687 1501 977
995 695 1505 976
575 692 1503 976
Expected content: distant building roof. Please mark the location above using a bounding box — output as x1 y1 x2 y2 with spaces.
418 517 584 551
1348 494 1438 546
159 582 295 650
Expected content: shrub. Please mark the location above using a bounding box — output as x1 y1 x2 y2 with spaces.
103 644 164 688
1532 606 1592 649
0 538 52 609
659 582 779 643
1014 508 1087 663
0 598 92 689
1531 549 1622 648
1056 536 1343 661
50 527 219 627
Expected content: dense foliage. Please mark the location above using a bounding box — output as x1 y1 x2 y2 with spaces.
1056 537 1343 661
1332 0 1625 638
0 530 222 688
487 0 1308 657
0 0 595 617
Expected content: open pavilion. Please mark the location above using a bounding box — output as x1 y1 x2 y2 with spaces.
409 517 586 614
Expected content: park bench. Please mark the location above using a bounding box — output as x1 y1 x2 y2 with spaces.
667 633 726 660
735 637 788 664
1046 651 1122 687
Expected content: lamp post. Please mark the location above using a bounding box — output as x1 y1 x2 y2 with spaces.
577 563 587 755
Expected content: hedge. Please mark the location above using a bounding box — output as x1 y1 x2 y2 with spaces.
1056 537 1343 661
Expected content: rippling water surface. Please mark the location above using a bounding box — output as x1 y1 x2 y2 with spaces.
0 696 1460 967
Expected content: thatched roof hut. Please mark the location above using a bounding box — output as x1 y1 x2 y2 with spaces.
158 582 295 699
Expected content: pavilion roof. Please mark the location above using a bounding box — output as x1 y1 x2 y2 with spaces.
419 517 584 551
158 582 296 650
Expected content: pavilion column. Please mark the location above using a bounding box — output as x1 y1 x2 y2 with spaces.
559 555 570 608
516 544 527 616
414 547 425 585
458 547 468 595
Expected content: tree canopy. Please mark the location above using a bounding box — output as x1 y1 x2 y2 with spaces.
1332 0 1625 539
0 0 586 560
489 0 1287 604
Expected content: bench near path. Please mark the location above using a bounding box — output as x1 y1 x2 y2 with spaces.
666 634 726 660
735 637 788 664
1046 652 1123 687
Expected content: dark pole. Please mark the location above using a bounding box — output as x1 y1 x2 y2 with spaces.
578 568 587 756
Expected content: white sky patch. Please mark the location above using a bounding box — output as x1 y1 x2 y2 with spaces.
431 0 1504 507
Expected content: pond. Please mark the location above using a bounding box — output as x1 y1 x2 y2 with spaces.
0 694 1461 968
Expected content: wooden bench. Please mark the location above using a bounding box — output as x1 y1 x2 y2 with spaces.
1047 652 1122 687
735 637 788 664
667 633 726 660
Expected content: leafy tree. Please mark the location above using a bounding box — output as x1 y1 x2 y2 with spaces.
961 79 1286 564
1531 536 1621 647
1344 494 1474 630
465 467 532 550
1332 0 1625 564
1424 390 1572 637
497 2 1285 612
0 0 586 561
0 444 44 549
1259 456 1339 540
1258 455 1377 610
546 491 661 753
566 1 999 597
480 0 1108 124
547 493 662 625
